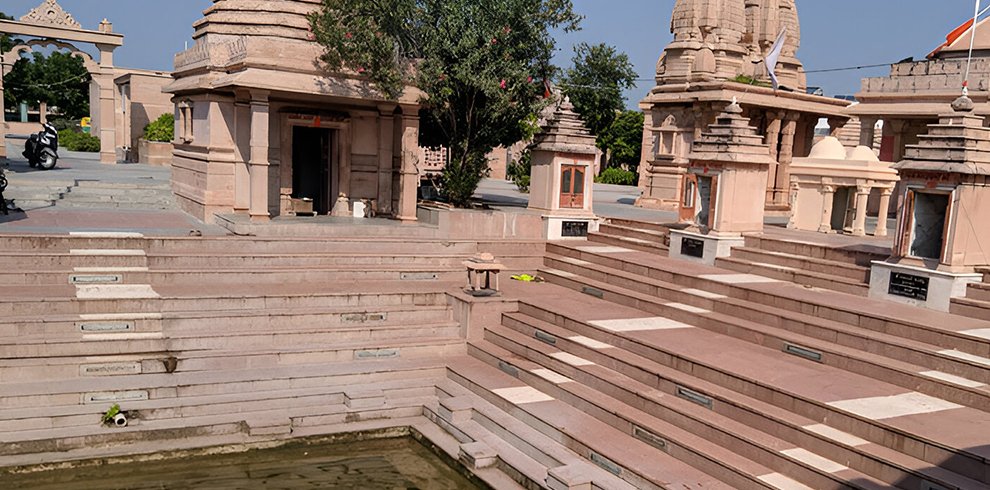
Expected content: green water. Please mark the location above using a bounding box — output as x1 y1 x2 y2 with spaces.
2 438 485 490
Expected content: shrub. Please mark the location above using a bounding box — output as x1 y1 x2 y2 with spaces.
58 128 101 152
143 113 174 143
440 151 490 207
48 118 77 131
595 167 636 186
507 150 532 193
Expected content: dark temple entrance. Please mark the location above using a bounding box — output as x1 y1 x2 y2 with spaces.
292 127 333 215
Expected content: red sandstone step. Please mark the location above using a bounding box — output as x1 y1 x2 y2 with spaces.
446 356 737 489
715 255 869 295
547 243 990 360
587 232 668 254
507 281 990 484
743 235 889 268
544 254 990 387
478 328 892 490
952 296 990 322
598 223 669 245
728 246 871 282
605 218 675 236
431 379 638 489
496 308 984 490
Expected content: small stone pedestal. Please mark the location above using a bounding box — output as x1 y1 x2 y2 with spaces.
669 229 745 266
463 253 505 297
528 97 599 240
869 95 990 311
669 100 773 264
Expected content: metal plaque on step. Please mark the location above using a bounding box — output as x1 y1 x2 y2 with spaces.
681 237 705 259
78 322 133 333
354 348 399 360
84 390 149 404
889 272 929 301
401 272 439 281
70 274 122 285
80 362 142 376
562 221 589 237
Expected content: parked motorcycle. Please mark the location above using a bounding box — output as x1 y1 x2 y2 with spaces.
22 123 60 170
0 166 8 215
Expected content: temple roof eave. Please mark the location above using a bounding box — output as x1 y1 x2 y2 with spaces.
642 81 852 118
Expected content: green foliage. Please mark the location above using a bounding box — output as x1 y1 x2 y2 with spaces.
0 12 17 55
48 118 77 131
59 128 101 152
4 51 92 119
560 43 637 137
594 167 636 186
440 151 490 207
309 0 582 207
144 113 175 143
506 150 532 193
730 74 772 88
100 404 121 425
598 110 644 172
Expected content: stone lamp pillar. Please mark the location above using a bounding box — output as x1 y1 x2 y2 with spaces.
670 101 774 264
528 98 598 240
869 96 988 311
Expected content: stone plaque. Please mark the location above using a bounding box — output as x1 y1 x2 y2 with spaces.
889 272 929 301
590 452 622 476
84 390 149 404
681 237 705 259
401 272 438 281
562 221 589 237
341 312 387 324
78 322 133 333
80 362 142 376
354 348 399 360
70 274 123 285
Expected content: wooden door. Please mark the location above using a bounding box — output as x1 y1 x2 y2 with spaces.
679 174 698 223
560 165 585 208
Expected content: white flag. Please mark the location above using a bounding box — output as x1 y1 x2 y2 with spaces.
765 28 788 90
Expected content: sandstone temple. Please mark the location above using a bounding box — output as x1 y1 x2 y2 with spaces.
637 0 849 213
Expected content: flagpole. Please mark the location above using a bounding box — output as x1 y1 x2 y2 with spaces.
964 0 981 95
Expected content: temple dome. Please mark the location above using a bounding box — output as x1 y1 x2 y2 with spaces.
846 146 880 162
807 137 846 160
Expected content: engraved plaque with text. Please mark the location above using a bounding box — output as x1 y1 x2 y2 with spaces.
889 272 929 301
681 237 705 259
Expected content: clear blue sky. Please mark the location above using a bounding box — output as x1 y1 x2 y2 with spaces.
2 0 979 106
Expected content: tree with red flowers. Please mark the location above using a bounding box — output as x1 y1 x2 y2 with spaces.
309 0 581 206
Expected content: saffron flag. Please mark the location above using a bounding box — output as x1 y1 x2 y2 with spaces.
765 28 788 91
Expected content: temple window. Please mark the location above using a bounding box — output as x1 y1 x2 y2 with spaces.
908 190 950 260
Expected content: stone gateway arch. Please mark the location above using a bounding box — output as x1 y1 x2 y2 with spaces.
0 0 122 164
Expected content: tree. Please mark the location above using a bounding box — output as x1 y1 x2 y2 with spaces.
560 42 636 138
598 110 644 173
4 51 92 120
0 12 16 54
309 0 581 207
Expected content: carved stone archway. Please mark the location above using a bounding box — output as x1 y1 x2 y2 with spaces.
0 0 123 164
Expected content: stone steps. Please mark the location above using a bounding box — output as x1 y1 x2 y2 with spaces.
540 259 990 409
951 296 990 322
604 218 674 235
743 235 889 268
546 243 990 363
446 356 738 489
505 282 990 486
431 379 637 490
497 309 987 490
715 255 869 296
482 323 900 490
587 232 667 254
598 223 669 245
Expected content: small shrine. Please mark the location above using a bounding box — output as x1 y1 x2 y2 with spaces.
787 137 899 237
869 95 988 311
670 100 774 264
527 97 598 240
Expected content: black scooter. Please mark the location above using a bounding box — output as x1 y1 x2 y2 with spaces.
23 123 60 170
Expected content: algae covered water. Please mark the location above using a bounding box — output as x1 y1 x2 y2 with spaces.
2 437 485 489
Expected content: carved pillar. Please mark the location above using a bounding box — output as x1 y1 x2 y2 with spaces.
774 113 799 206
764 112 783 203
233 94 251 212
876 187 893 237
639 109 654 190
248 91 271 222
377 104 396 216
818 185 835 233
827 117 846 138
859 117 877 149
96 44 118 164
890 120 908 162
851 185 870 237
786 182 801 229
396 106 420 221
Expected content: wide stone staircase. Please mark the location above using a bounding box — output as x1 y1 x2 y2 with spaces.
3 176 176 211
0 232 546 479
589 218 671 254
438 238 990 489
951 268 990 322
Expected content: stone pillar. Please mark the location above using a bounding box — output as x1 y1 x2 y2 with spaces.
890 120 908 162
377 104 396 216
765 112 783 161
876 187 893 237
96 44 118 164
233 95 251 212
248 91 271 222
859 117 877 148
827 117 846 137
786 182 801 229
774 114 798 206
39 102 47 124
818 185 835 233
396 107 420 221
851 185 870 236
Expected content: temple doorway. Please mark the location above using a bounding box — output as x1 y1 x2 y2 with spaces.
830 186 854 232
291 126 334 215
